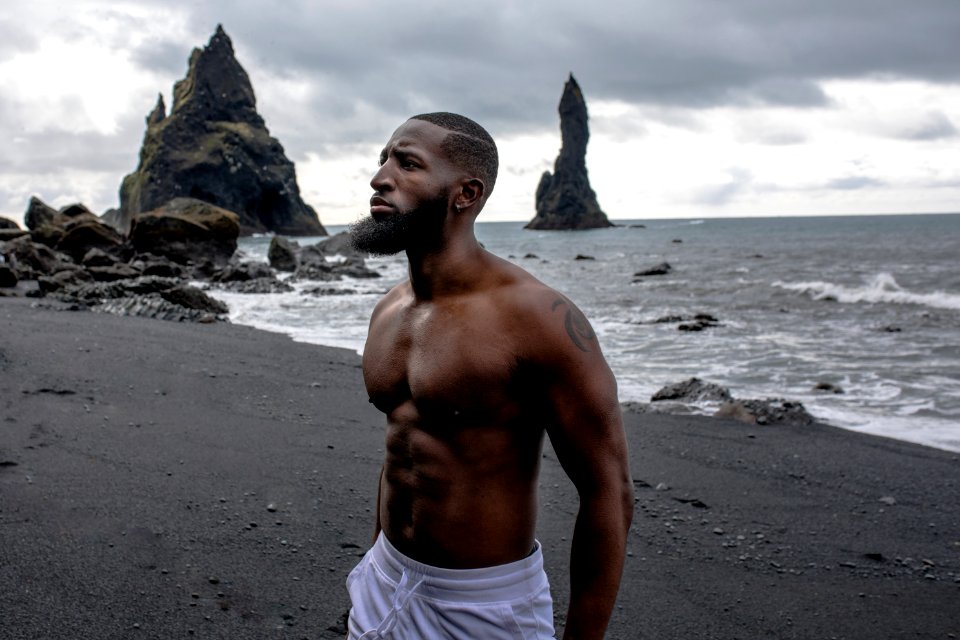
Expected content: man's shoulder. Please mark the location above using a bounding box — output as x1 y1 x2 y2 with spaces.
484 261 599 359
370 280 411 319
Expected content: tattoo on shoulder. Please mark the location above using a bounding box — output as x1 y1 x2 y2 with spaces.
551 298 596 352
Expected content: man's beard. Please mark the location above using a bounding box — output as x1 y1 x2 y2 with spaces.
349 192 448 256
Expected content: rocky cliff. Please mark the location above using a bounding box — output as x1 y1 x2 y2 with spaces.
525 74 612 230
118 25 326 237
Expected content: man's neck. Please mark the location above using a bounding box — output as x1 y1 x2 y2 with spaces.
405 230 486 300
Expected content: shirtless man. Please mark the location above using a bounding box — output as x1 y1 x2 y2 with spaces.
347 112 633 639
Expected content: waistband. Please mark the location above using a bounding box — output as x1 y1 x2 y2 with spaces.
368 532 548 604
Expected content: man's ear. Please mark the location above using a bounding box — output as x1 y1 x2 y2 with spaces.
455 178 485 212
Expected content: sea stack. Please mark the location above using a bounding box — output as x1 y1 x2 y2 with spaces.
118 25 326 237
525 74 612 231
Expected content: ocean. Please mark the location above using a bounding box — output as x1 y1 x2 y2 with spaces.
209 214 960 454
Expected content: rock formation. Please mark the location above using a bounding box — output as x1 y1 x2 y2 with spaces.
118 25 326 237
526 74 612 230
129 197 240 266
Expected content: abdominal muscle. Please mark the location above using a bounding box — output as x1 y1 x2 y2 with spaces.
379 410 543 569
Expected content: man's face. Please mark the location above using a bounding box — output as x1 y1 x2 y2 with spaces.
350 120 457 255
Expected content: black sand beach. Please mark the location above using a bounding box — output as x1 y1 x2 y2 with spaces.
2 298 958 639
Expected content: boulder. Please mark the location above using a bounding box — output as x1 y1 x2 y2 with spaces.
87 264 142 282
291 263 340 282
29 224 65 248
24 196 57 230
55 217 125 262
57 275 181 303
331 257 381 279
634 262 672 277
214 277 294 294
0 217 20 230
0 229 28 242
678 314 720 332
22 199 126 261
118 26 326 237
129 198 239 265
813 382 845 394
132 255 186 279
301 286 358 296
268 236 299 271
81 248 120 268
38 267 94 294
525 74 612 231
1 235 73 278
310 232 366 260
0 263 17 288
94 284 228 322
159 284 229 315
651 378 732 403
212 260 274 283
715 398 815 427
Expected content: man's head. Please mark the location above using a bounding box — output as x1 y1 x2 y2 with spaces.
409 112 499 199
350 113 498 256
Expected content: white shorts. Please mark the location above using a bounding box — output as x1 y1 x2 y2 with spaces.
346 533 555 639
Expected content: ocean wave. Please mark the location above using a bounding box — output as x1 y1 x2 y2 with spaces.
773 272 960 311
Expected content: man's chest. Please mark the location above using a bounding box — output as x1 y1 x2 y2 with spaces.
362 300 524 418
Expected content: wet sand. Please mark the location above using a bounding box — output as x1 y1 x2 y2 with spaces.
1 298 958 639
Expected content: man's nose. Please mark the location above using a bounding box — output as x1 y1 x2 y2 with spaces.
370 164 393 192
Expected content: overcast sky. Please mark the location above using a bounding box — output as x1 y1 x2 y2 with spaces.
2 0 959 226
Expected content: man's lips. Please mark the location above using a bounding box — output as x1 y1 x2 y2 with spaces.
369 196 393 215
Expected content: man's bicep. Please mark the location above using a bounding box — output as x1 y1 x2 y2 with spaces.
535 314 627 492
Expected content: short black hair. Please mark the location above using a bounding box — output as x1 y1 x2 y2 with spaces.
410 112 499 197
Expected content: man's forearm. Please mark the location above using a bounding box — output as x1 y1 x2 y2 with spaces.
562 490 633 639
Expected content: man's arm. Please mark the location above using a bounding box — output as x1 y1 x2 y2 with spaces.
537 296 634 640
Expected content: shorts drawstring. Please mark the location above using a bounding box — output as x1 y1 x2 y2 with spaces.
356 567 426 639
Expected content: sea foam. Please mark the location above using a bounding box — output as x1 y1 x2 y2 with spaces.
773 272 960 311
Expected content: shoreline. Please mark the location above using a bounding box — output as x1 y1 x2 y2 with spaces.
2 299 958 639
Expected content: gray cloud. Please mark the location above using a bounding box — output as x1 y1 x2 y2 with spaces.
893 111 958 141
691 168 753 206
826 176 886 191
0 19 38 59
88 0 960 151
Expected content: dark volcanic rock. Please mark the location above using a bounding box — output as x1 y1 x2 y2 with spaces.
678 314 720 332
715 398 815 427
55 217 125 262
87 264 142 282
0 217 20 230
0 263 17 288
1 235 74 278
159 284 229 314
24 196 57 230
634 262 672 277
310 231 366 260
525 74 612 231
268 236 299 272
129 198 239 265
814 382 845 394
652 378 733 404
118 25 326 237
214 277 294 294
212 260 274 283
0 229 28 242
23 199 126 261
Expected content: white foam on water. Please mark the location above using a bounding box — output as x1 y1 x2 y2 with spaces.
810 403 960 453
773 272 960 311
